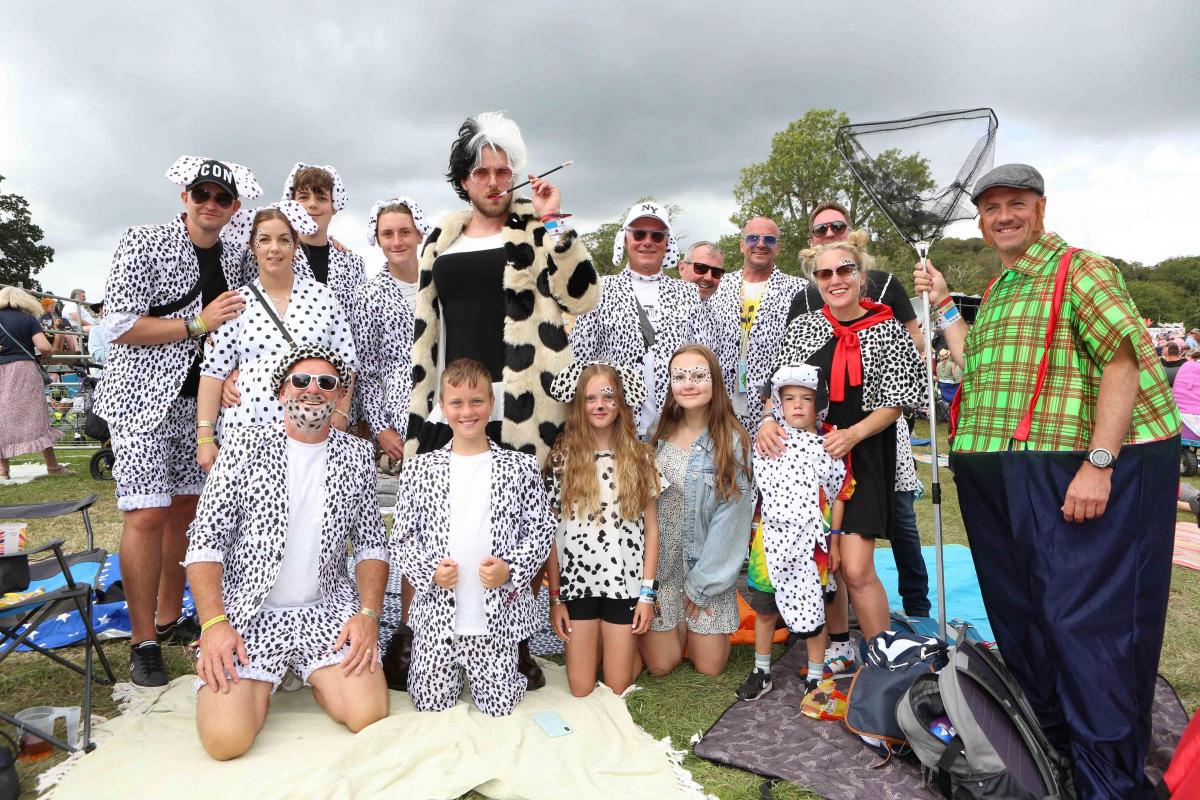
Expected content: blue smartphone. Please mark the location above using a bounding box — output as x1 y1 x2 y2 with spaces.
532 709 572 738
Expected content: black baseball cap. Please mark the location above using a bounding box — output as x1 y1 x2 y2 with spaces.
186 159 239 197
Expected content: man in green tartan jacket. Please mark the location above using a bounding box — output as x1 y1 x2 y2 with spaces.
915 163 1179 800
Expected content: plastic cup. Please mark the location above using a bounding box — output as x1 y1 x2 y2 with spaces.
14 706 79 759
0 523 26 555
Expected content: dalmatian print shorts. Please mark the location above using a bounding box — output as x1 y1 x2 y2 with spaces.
111 396 206 511
195 604 356 693
408 630 525 717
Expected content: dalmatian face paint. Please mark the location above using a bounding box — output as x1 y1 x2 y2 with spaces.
283 396 335 432
670 366 711 385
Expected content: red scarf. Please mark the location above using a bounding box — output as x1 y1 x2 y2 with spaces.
821 301 895 402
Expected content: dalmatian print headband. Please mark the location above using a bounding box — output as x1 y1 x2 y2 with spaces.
770 363 830 418
367 197 431 246
281 162 348 211
550 360 647 409
228 200 319 249
271 343 352 394
165 156 262 199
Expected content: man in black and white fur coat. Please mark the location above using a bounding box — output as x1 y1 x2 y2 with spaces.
404 111 599 468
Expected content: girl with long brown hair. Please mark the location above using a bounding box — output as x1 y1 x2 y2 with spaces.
640 344 755 677
544 361 661 697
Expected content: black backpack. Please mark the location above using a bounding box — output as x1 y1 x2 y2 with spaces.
897 634 1075 799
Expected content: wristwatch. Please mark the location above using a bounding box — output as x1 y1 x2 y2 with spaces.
1086 448 1115 469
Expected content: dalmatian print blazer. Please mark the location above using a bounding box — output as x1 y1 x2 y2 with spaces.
392 439 556 645
405 198 600 467
774 311 929 413
704 268 810 433
184 423 388 631
95 214 250 432
568 268 709 414
292 245 367 321
353 269 414 437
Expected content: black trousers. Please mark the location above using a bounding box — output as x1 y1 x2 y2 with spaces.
952 436 1178 800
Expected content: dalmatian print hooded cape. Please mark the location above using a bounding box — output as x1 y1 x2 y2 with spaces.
703 267 810 435
95 212 254 432
404 197 600 467
752 364 848 634
183 422 388 632
353 197 431 437
392 439 556 645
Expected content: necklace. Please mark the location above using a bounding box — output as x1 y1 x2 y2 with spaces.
267 292 290 304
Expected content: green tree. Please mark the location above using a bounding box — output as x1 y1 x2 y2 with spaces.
581 197 683 277
0 175 54 291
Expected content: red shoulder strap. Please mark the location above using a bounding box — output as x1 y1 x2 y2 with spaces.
1011 247 1081 443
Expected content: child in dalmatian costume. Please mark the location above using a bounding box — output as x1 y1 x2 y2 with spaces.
393 358 555 716
94 156 262 686
739 364 850 702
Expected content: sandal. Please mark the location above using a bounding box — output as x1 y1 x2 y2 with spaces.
46 465 74 477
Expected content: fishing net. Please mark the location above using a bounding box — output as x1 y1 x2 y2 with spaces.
835 108 998 247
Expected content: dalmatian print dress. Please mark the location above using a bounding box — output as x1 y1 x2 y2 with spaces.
201 275 358 429
752 429 847 635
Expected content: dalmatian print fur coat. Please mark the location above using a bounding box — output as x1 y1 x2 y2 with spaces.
704 268 810 434
95 214 251 432
752 429 847 635
184 423 388 632
568 268 708 415
774 311 929 413
352 269 414 437
405 198 599 467
392 439 556 646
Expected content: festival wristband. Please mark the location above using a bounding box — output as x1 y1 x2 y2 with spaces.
637 595 656 605
200 614 227 634
196 420 215 429
549 588 561 598
828 529 844 536
935 296 954 311
936 305 963 330
197 436 215 445
549 597 564 607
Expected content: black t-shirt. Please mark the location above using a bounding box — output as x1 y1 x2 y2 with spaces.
0 308 42 366
789 271 917 327
432 246 507 382
302 243 331 285
194 241 228 307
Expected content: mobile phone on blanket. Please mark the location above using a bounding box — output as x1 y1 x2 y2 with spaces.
532 709 572 738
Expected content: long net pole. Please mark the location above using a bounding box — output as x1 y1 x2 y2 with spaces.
913 241 947 641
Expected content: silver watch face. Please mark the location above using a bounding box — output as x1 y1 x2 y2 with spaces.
1089 448 1114 468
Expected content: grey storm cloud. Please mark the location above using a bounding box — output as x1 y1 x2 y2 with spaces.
3 0 1198 284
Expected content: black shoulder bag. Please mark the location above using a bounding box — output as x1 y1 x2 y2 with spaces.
246 283 295 345
0 316 52 386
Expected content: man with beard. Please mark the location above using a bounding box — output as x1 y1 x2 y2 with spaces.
95 156 258 686
678 241 725 302
186 345 389 760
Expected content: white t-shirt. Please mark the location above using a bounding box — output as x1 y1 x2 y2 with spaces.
630 271 662 435
392 274 418 307
262 437 329 609
448 450 493 635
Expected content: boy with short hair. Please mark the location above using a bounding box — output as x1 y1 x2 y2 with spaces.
282 163 366 315
738 364 850 701
393 358 555 716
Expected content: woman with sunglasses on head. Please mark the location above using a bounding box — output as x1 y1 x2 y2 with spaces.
196 203 357 472
757 241 926 642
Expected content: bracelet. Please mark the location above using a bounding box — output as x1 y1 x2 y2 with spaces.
549 588 561 598
200 614 227 634
358 607 378 620
549 597 564 607
936 304 963 331
935 296 954 311
828 528 844 536
637 595 657 605
197 436 215 445
639 586 658 598
196 420 215 429
333 409 349 420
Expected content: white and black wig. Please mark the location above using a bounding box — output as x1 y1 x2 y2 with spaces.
445 111 527 202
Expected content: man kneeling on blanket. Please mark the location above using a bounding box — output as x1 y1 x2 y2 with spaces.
184 344 390 760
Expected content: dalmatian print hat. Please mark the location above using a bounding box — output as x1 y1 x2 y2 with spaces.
612 201 679 271
228 200 319 250
165 156 263 199
281 162 348 211
550 360 647 409
271 343 352 394
367 196 431 246
770 364 830 421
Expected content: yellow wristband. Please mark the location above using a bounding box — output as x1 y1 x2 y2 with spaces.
200 614 227 634
197 436 215 445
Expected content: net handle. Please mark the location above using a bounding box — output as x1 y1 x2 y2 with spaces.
915 241 947 641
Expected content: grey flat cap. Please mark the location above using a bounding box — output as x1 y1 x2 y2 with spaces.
971 163 1045 204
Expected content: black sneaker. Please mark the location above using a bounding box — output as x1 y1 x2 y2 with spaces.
736 668 773 701
129 640 168 687
156 613 201 645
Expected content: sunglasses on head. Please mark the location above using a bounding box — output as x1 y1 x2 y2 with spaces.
628 228 667 243
189 187 235 209
743 234 779 248
288 373 341 391
811 221 848 237
813 265 858 281
689 262 725 279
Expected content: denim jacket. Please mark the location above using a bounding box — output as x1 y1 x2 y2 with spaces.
658 429 755 607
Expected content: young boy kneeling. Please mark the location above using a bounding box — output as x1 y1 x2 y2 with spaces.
393 358 556 716
739 365 851 701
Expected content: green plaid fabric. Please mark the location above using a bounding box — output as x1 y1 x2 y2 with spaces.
953 232 1179 453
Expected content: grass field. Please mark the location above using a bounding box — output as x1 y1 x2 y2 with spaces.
2 423 1197 800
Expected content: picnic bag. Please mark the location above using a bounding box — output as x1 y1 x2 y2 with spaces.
844 631 949 757
897 635 1074 799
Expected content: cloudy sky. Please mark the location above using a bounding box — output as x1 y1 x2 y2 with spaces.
3 2 1197 298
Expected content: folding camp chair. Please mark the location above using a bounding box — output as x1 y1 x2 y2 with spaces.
0 495 115 753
